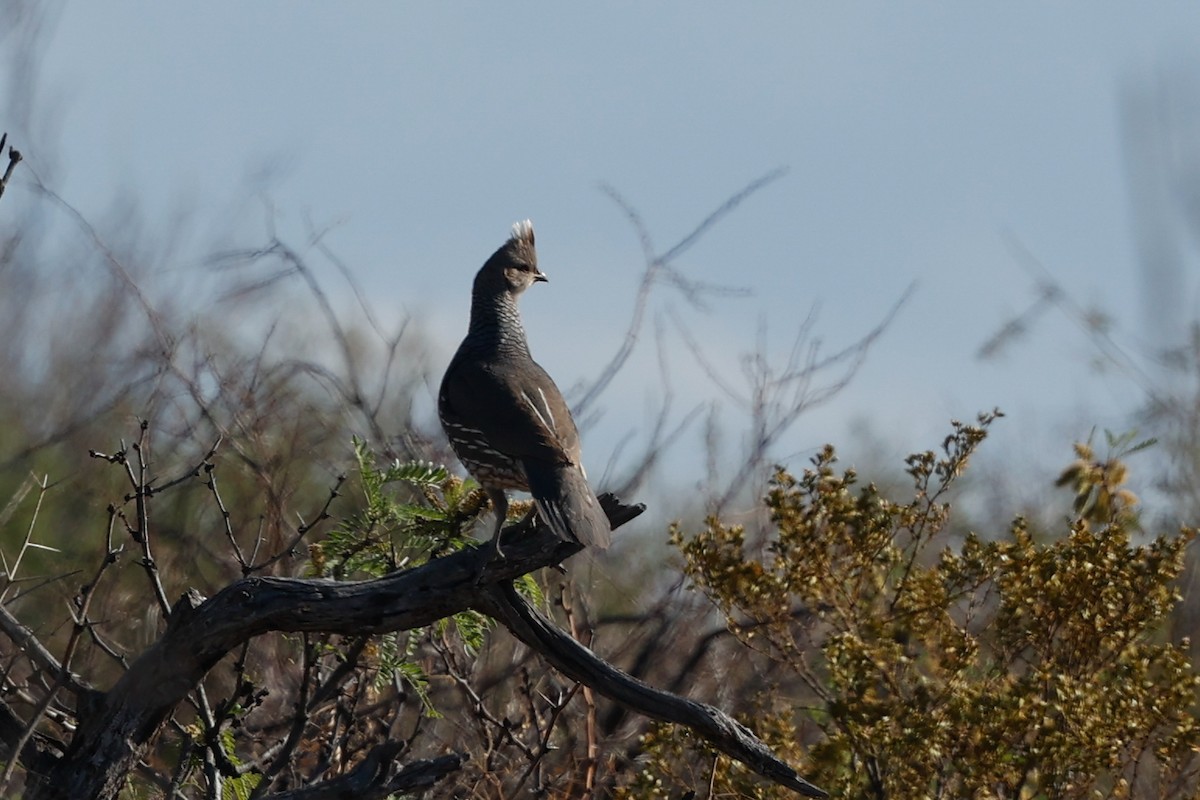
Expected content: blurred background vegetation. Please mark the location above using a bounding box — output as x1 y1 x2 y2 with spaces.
5 3 1200 799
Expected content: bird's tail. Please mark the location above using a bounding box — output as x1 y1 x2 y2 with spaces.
524 461 612 550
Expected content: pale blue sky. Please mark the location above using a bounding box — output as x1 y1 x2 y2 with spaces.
7 3 1200 500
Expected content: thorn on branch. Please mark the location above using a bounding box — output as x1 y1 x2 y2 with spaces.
89 449 127 464
0 133 21 204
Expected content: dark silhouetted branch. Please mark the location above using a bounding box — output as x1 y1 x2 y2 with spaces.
476 583 827 798
20 495 634 799
263 746 463 800
19 492 822 799
0 133 21 203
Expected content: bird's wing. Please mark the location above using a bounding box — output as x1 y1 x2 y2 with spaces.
441 357 581 466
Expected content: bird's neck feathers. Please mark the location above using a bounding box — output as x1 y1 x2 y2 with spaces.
459 220 540 358
466 283 532 357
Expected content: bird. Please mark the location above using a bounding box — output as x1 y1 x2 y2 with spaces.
438 220 611 561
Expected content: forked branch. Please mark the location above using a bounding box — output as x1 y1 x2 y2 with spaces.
20 494 822 799
476 581 827 798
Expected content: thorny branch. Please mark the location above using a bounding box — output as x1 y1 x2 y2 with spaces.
3 492 824 799
0 165 853 797
475 580 827 798
0 133 21 203
580 170 783 416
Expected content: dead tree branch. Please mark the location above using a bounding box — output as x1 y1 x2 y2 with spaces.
0 133 21 203
263 746 463 800
580 169 784 416
17 493 822 799
476 582 827 798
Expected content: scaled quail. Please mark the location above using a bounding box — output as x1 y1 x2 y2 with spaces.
438 220 611 558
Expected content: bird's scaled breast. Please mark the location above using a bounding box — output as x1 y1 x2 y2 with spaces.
443 422 528 490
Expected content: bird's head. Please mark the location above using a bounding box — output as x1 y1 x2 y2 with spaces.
475 219 548 297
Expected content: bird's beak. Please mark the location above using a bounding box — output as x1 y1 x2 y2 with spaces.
534 270 548 283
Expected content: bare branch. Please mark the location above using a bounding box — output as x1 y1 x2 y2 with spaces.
579 169 786 414
19 492 822 799
0 133 22 203
262 747 463 800
20 495 638 800
0 605 91 697
30 181 177 358
659 167 789 266
248 474 345 574
475 582 827 798
696 282 914 511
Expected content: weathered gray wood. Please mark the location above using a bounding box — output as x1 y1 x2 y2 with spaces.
21 494 824 799
476 581 828 798
263 747 463 800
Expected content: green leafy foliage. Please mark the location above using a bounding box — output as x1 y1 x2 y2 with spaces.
312 437 472 580
309 439 549 723
373 631 440 718
306 438 500 715
642 412 1200 799
218 726 262 800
